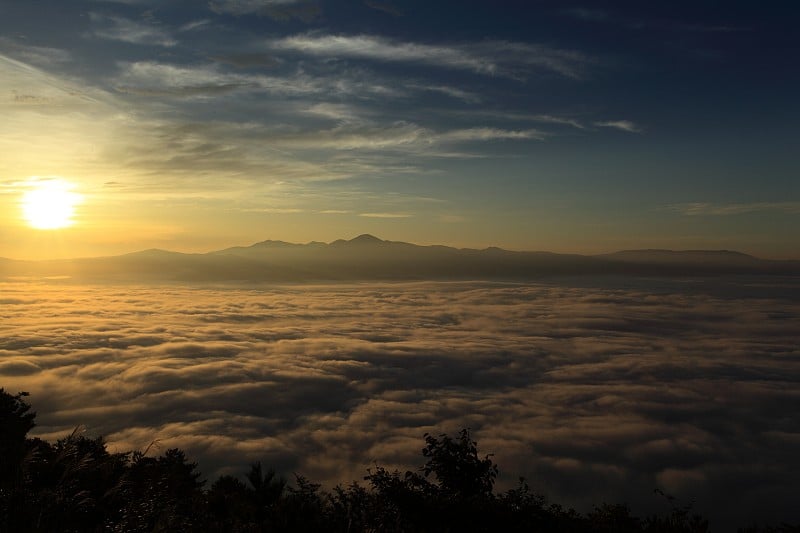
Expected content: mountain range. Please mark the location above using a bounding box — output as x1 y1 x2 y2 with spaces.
1 235 798 282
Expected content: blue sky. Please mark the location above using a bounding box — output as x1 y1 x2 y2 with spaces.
0 0 798 258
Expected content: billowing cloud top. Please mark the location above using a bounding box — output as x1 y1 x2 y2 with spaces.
2 278 799 530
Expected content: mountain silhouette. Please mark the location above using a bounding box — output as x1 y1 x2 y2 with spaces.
1 236 798 282
332 234 385 246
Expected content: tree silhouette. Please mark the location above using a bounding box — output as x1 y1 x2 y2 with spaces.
0 389 35 486
114 448 206 532
246 462 286 509
0 388 795 532
421 429 498 500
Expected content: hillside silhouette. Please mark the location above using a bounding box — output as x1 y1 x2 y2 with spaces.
2 388 796 532
1 235 798 283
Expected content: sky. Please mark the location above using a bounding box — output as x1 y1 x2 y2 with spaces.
1 0 798 259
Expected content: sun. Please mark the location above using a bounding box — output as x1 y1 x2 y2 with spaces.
21 179 82 230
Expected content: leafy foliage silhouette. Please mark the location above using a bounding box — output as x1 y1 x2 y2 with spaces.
1 388 796 532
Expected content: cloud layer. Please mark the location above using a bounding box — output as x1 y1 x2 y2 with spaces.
269 34 590 79
1 278 799 529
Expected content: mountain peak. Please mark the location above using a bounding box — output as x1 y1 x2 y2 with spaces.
124 248 181 257
347 234 384 244
252 239 295 247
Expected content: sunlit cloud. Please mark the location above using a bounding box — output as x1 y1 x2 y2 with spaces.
0 37 72 67
358 212 412 218
241 123 548 153
268 34 591 79
0 53 140 190
113 62 257 97
112 61 402 98
239 207 305 213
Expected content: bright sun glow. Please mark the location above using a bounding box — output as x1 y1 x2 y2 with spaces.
21 179 82 230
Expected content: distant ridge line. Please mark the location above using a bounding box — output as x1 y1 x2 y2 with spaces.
2 235 798 281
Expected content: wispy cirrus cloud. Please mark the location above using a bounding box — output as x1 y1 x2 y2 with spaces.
302 103 366 122
0 48 611 217
115 60 484 104
358 212 412 218
443 109 587 129
594 119 643 133
0 38 72 67
179 19 213 32
437 127 546 142
245 123 546 152
364 0 403 17
113 62 253 97
209 0 320 20
668 202 800 216
89 13 177 47
405 83 481 103
239 207 305 213
268 34 591 79
530 114 586 129
112 61 403 98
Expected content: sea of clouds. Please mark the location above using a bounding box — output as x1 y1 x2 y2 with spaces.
2 278 799 529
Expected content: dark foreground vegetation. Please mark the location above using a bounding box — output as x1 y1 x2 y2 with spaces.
1 389 796 532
